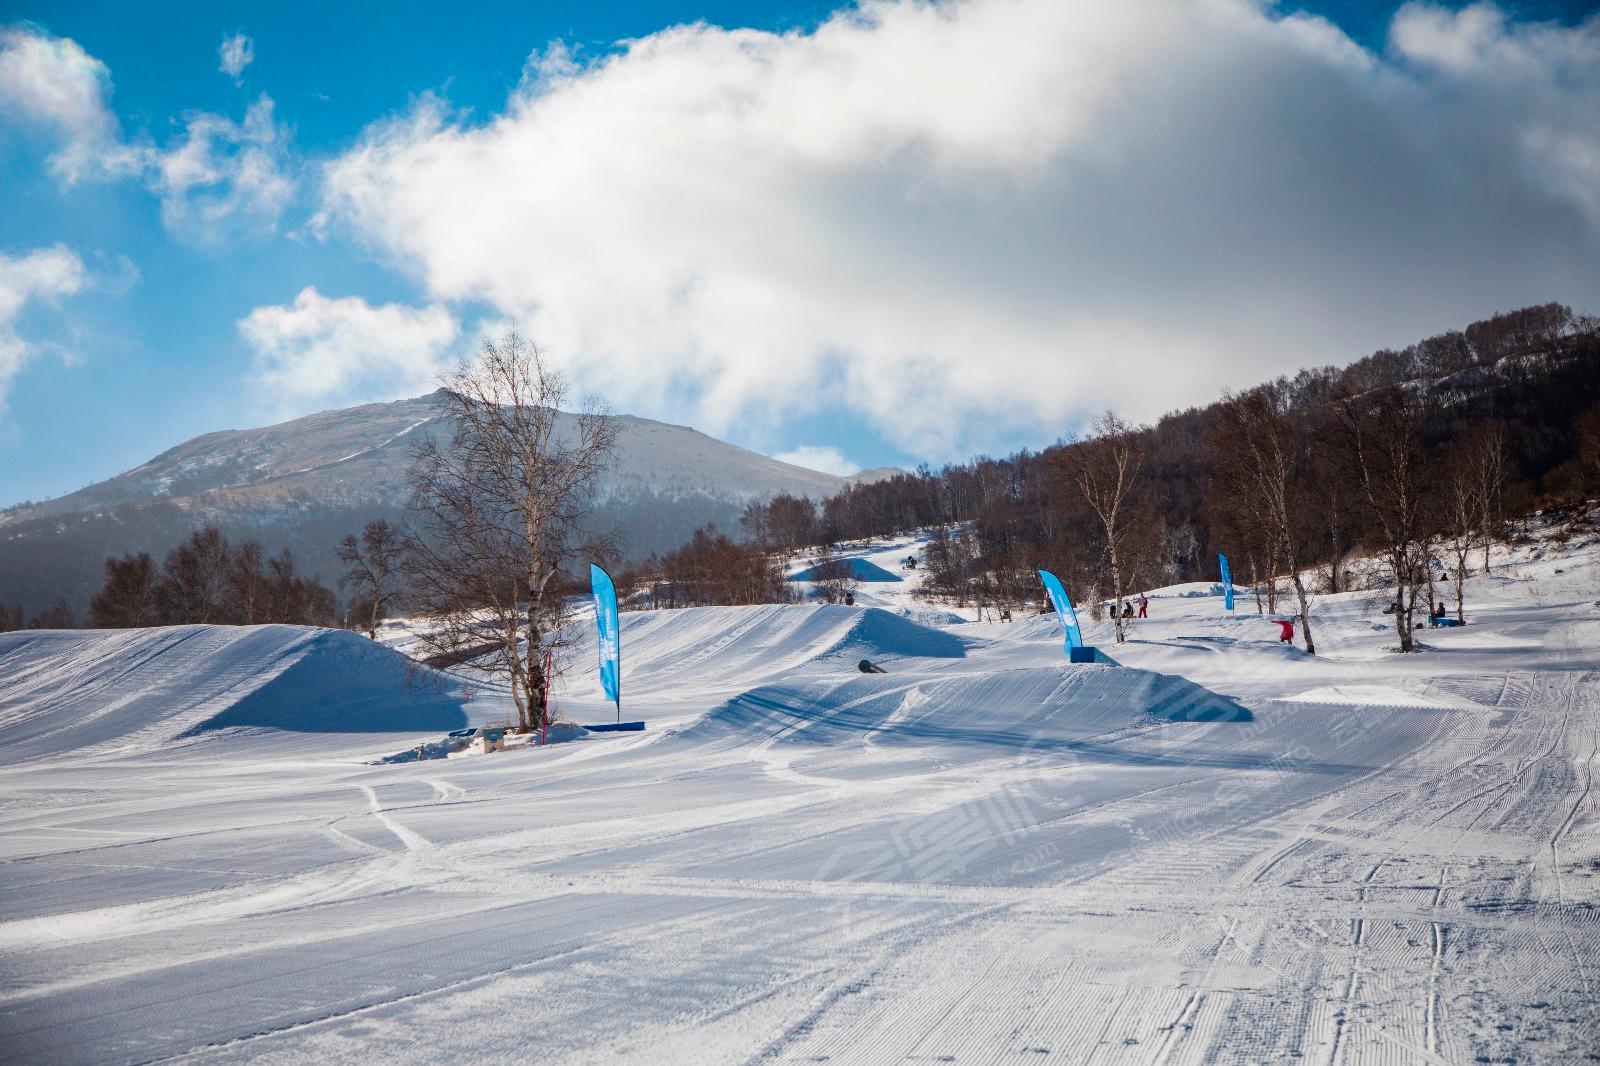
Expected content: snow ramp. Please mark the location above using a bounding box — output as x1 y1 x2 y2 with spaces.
685 662 1250 749
588 604 966 695
0 625 468 764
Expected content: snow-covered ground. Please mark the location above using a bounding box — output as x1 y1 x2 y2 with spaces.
2 529 1598 1063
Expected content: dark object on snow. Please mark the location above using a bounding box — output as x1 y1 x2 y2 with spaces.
999 607 1012 622
857 658 886 674
844 592 855 606
585 721 645 732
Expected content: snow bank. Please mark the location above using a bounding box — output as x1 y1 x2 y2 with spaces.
0 625 469 763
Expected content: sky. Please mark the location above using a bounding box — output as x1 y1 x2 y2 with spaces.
1 0 1598 507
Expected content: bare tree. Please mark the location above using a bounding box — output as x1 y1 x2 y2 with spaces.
1332 390 1434 652
1211 387 1317 652
89 552 161 628
226 541 266 625
1443 443 1481 623
807 545 859 605
338 519 405 638
28 596 76 629
262 549 336 625
1577 401 1600 495
405 331 618 731
1469 421 1508 574
158 525 231 624
765 494 819 554
1059 412 1146 643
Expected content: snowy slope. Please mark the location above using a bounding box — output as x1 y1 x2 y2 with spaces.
0 531 1598 1063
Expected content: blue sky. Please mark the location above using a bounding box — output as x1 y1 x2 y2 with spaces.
2 0 1598 506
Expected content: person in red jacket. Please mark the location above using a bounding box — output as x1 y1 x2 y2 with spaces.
1275 618 1295 645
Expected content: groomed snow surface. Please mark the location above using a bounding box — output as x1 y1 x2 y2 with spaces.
2 531 1599 1063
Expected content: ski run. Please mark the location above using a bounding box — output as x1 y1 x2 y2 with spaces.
1 526 1597 1064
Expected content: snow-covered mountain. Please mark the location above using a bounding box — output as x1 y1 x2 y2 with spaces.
5 390 854 522
0 392 892 615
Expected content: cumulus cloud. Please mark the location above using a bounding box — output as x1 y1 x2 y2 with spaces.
0 244 86 419
1390 1 1600 227
0 23 139 181
0 24 293 242
218 33 253 80
773 444 859 476
152 95 294 244
240 287 459 413
298 0 1599 457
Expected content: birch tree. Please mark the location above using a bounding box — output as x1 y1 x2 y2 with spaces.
1060 412 1146 644
338 519 405 638
1212 387 1317 652
1332 389 1434 652
405 332 618 731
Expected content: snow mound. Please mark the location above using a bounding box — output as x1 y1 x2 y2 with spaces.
788 557 902 582
687 663 1249 746
0 625 469 764
557 604 966 700
820 607 967 660
1278 684 1460 709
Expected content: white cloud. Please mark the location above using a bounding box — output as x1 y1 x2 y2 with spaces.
240 287 459 413
0 24 293 242
773 444 859 476
300 0 1599 459
0 244 86 419
152 95 294 244
218 33 254 80
0 23 139 181
1390 2 1600 227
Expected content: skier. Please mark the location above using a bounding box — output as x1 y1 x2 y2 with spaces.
1138 594 1149 619
1275 618 1295 645
857 658 886 674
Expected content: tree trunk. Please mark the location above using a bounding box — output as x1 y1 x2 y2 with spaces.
1290 571 1316 654
1108 539 1126 644
1394 554 1414 652
1424 541 1438 625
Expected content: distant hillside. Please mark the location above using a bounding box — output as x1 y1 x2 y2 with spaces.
0 391 870 616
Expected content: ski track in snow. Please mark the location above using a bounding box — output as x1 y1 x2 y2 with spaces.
1 531 1598 1063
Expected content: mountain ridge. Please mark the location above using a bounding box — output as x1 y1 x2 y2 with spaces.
0 392 898 616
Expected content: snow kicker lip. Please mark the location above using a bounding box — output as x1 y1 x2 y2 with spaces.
819 607 967 661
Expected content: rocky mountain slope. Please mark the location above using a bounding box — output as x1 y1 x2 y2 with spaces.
0 392 884 616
